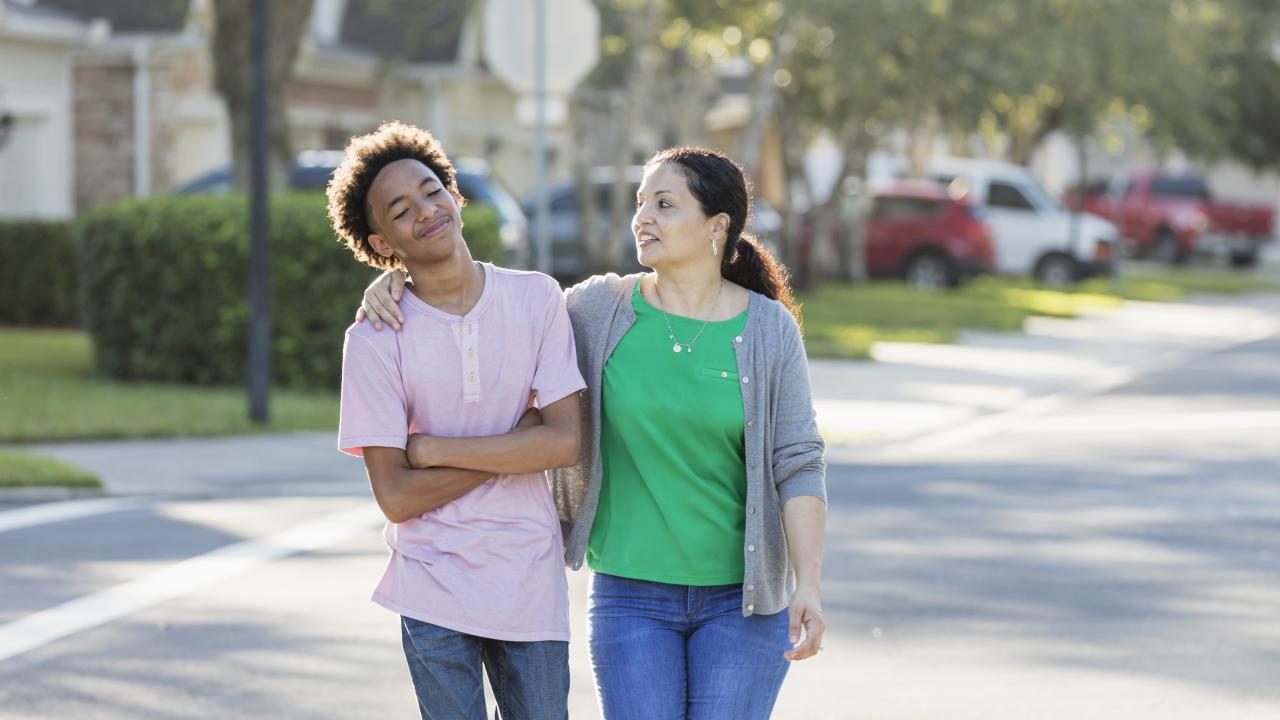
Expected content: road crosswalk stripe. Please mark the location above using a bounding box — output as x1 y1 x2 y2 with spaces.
0 502 382 664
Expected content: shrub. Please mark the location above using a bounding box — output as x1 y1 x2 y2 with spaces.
76 193 504 391
0 220 80 327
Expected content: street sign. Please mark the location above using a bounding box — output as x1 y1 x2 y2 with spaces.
482 0 599 95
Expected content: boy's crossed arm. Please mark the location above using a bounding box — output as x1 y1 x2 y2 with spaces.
362 400 570 523
405 393 581 476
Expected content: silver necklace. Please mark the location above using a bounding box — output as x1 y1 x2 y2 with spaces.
654 277 723 354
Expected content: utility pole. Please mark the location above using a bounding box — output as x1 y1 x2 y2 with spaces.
247 0 271 422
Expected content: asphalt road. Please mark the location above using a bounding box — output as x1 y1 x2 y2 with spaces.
1 337 1277 719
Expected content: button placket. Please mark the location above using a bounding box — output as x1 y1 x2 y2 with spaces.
456 320 482 402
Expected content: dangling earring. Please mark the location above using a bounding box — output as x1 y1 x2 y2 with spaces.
711 237 719 257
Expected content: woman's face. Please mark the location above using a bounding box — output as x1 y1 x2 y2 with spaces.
632 162 728 271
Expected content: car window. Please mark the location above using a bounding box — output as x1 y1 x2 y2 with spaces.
1149 176 1210 201
870 197 943 220
290 165 335 190
458 171 528 228
987 182 1036 211
595 183 640 211
549 190 578 213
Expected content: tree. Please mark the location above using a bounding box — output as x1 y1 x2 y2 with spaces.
210 0 314 191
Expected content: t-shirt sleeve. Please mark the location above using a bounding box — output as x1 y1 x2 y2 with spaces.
337 332 409 457
531 279 587 408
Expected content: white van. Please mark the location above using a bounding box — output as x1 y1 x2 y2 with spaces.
868 155 1119 284
926 158 1118 284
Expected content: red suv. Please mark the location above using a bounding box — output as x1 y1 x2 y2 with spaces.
864 184 996 288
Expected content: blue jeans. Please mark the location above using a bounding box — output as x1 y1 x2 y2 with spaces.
588 573 791 720
399 616 569 720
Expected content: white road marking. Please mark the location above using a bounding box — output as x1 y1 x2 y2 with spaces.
0 497 154 535
0 503 383 664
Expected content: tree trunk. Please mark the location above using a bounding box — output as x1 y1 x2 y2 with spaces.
607 2 661 269
210 0 314 191
776 105 812 290
735 14 793 179
830 128 873 283
567 94 605 276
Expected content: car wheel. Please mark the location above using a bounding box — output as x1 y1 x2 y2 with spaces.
904 252 956 290
1155 228 1189 265
1229 249 1259 269
1034 253 1077 287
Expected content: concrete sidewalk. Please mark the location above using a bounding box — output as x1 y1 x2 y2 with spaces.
8 292 1280 498
815 292 1280 462
11 433 365 499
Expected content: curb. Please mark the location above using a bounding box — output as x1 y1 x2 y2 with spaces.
0 486 107 503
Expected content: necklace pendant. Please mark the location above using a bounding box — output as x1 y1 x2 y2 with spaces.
672 343 683 353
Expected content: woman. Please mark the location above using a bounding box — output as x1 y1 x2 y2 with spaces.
361 146 827 719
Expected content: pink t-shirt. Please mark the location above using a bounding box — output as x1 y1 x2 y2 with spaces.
338 263 585 641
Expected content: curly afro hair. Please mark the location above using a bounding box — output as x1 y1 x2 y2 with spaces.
326 121 466 270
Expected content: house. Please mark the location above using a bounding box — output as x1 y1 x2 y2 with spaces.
0 0 581 220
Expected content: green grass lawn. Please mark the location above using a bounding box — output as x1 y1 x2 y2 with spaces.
0 450 101 489
799 264 1280 360
1080 263 1280 300
3 264 1276 443
0 328 338 443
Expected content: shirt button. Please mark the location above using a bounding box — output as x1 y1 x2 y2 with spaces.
746 420 753 427
748 506 756 514
746 604 754 612
742 376 749 384
747 584 755 592
747 544 756 552
720 371 728 378
468 373 476 382
734 336 743 343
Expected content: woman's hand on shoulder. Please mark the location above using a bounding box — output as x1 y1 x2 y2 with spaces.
355 270 407 331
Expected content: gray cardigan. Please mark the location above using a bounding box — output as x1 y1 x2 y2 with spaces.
551 273 826 617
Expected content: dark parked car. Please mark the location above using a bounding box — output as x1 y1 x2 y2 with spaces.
863 183 996 288
176 152 531 267
524 167 784 282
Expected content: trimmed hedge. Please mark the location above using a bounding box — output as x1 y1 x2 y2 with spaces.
76 193 504 391
0 220 80 327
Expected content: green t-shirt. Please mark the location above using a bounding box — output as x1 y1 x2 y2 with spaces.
587 282 749 585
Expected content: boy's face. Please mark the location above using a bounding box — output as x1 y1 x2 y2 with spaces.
366 158 464 266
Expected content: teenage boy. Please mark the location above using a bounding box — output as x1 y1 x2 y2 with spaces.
327 121 584 720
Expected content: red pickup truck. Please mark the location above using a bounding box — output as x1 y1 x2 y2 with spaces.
1067 172 1274 267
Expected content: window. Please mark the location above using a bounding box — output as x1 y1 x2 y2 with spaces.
870 197 944 220
1149 176 1210 201
987 182 1035 211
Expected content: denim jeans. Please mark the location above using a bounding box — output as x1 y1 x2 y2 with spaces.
399 616 569 720
588 573 791 720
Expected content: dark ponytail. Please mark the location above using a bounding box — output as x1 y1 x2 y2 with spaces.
645 146 802 328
